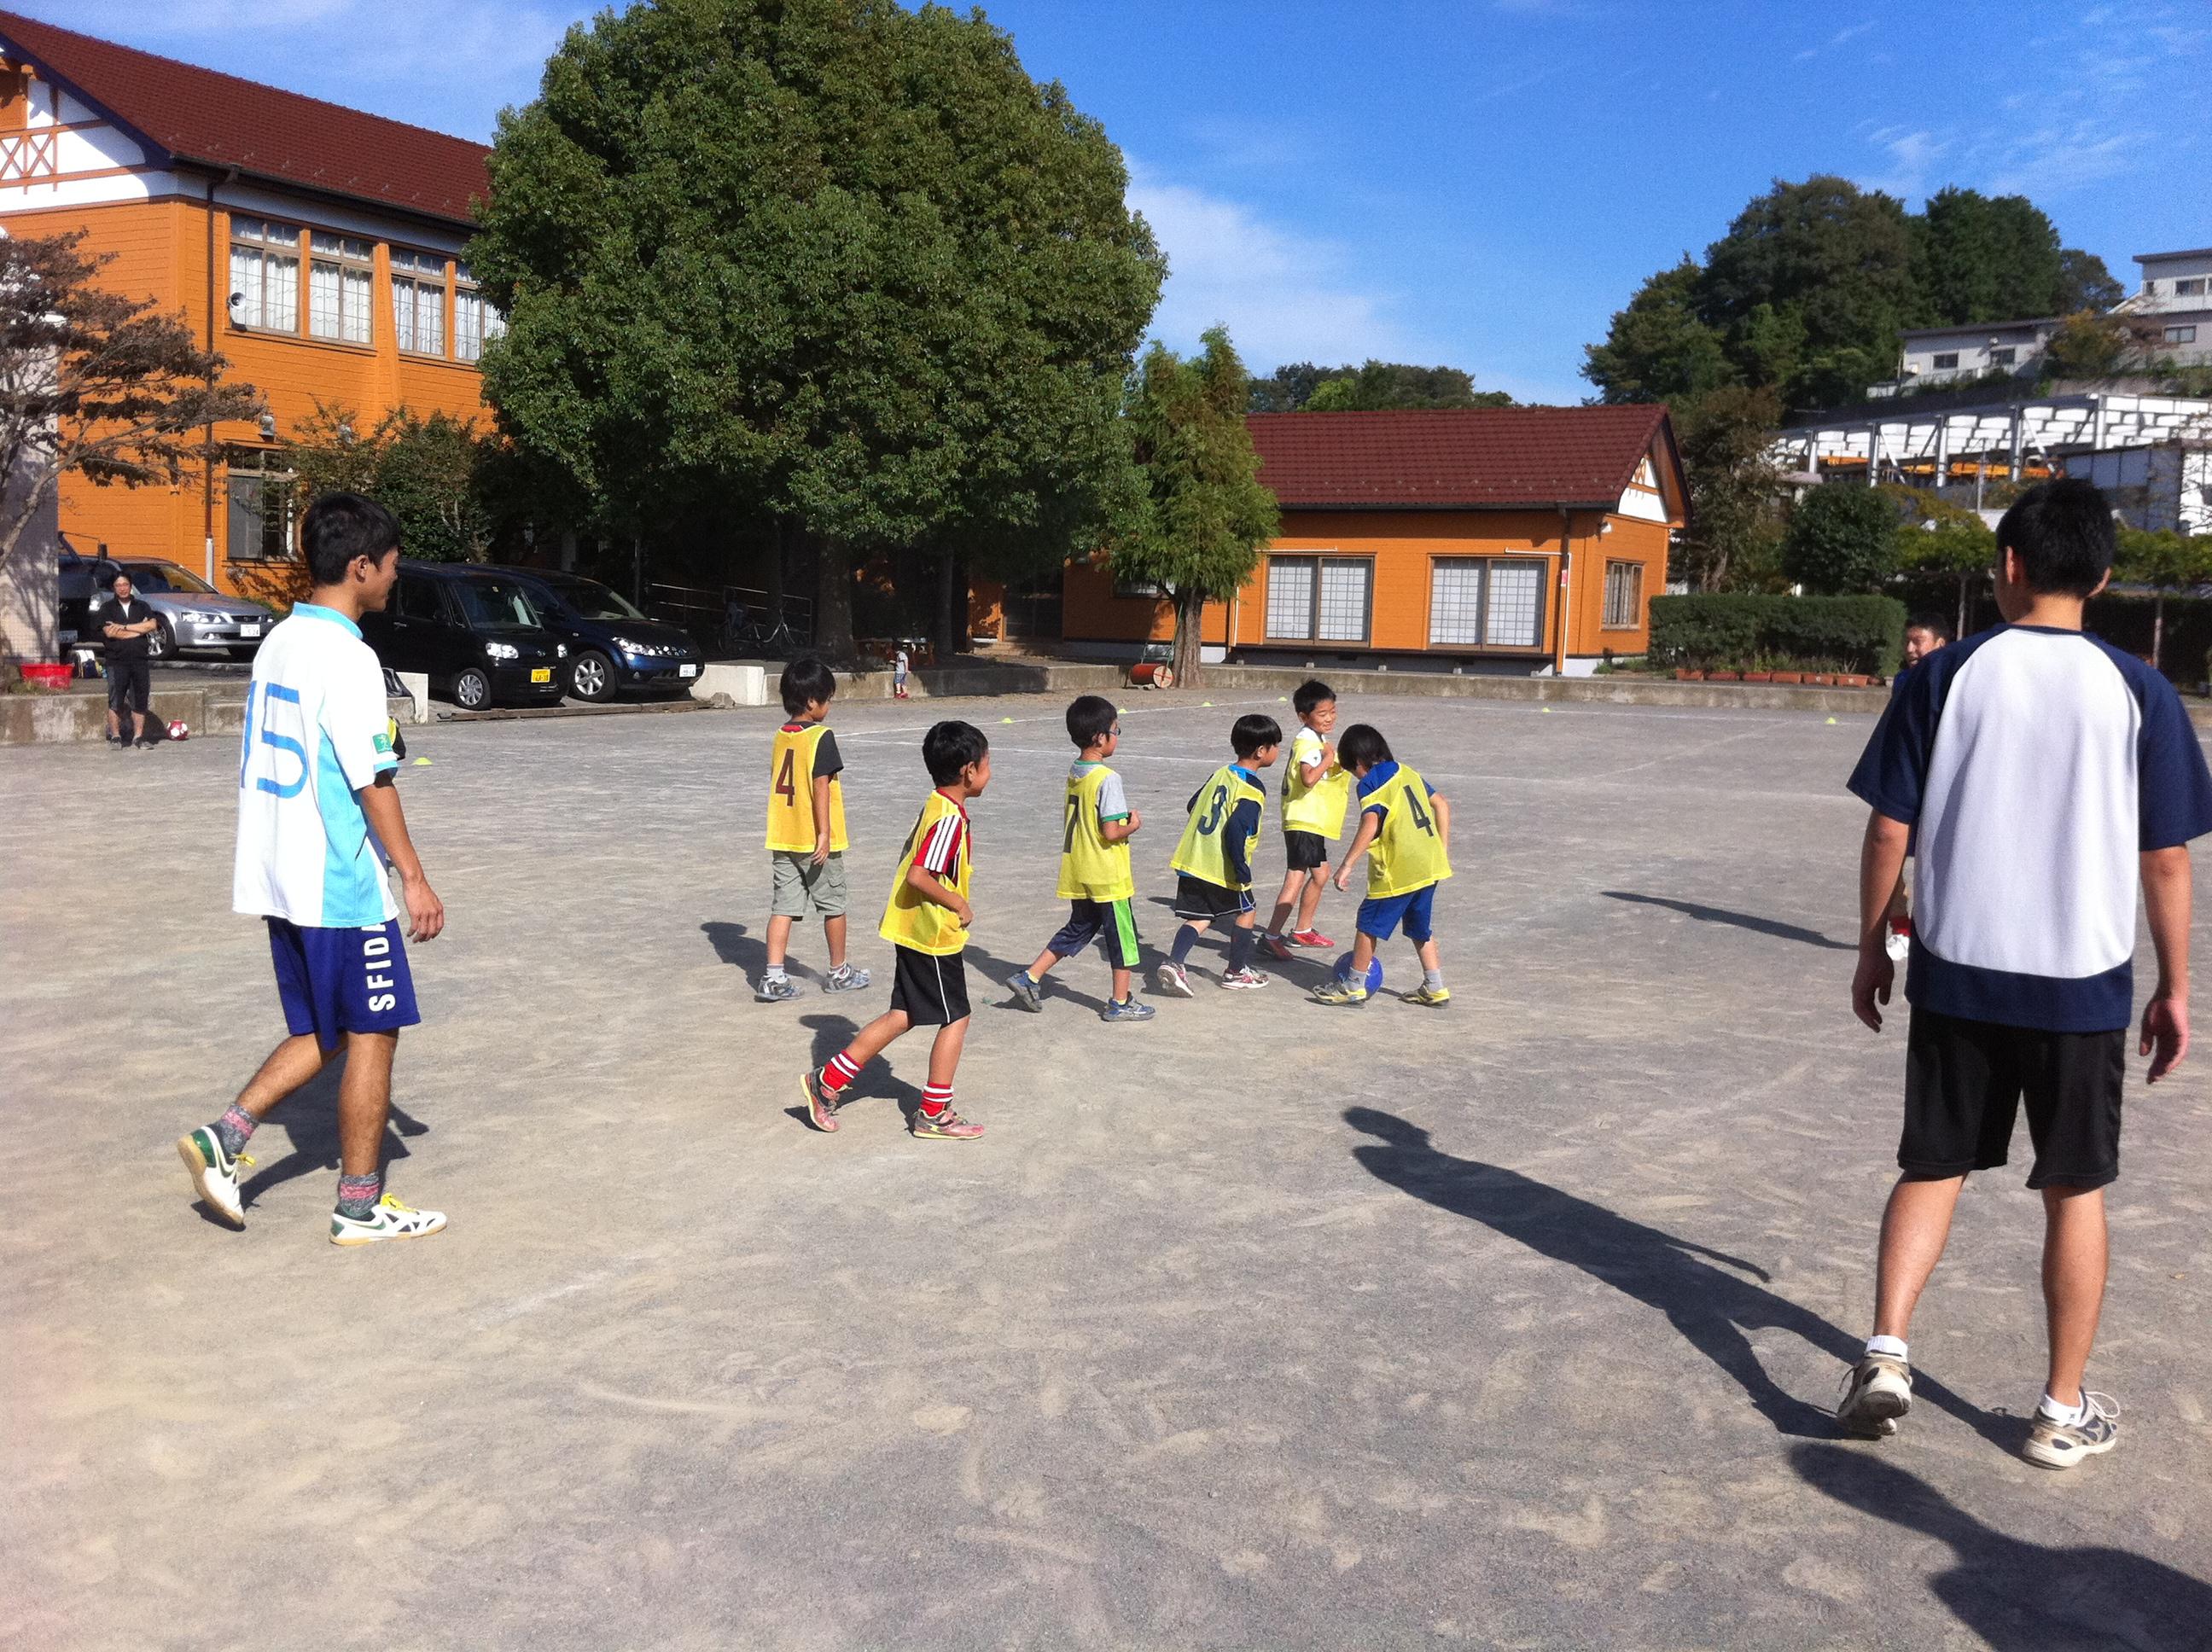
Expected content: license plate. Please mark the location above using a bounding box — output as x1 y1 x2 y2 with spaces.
679 663 698 678
239 624 261 638
530 667 552 684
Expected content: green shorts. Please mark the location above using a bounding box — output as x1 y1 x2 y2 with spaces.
770 850 847 920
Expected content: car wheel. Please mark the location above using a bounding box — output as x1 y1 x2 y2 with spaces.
227 645 259 662
452 667 492 710
569 650 614 702
147 619 175 660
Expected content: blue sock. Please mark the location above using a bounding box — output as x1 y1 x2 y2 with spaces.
1228 928 1257 973
1171 924 1201 967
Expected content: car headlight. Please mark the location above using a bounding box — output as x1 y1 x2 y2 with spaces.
485 641 519 660
182 608 224 625
556 643 569 659
614 637 643 655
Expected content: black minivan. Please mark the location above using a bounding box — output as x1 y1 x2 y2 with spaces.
358 561 568 709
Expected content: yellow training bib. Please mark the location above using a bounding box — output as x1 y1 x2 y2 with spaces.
765 721 849 853
1281 730 1353 837
1057 764 1133 901
880 789 971 956
1170 764 1266 892
1364 763 1452 898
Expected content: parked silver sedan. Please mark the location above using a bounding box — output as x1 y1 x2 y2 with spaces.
105 559 278 660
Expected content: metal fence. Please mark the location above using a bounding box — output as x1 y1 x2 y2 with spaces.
647 582 815 660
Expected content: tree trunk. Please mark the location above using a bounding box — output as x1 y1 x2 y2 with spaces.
1171 589 1207 687
2153 592 2165 671
763 515 785 617
933 550 962 665
814 533 856 662
1956 573 1969 642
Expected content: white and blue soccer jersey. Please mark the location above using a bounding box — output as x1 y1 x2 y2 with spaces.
1850 625 2212 1031
233 603 401 928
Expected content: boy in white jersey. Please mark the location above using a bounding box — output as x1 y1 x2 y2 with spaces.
178 494 448 1246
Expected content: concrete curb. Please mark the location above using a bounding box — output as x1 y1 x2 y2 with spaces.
439 698 709 724
1 685 420 745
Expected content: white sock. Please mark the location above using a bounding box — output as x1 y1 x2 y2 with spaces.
2040 1392 2087 1425
764 965 788 982
1866 1334 1908 1361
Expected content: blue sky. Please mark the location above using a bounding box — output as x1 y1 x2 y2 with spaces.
41 0 2211 403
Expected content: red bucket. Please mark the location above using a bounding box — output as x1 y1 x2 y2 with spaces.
19 662 73 690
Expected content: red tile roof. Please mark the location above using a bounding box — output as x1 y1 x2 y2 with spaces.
0 11 489 225
1247 404 1675 510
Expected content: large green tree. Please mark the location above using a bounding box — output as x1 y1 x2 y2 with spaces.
1109 329 1278 686
470 0 1162 660
1671 387 1787 592
1782 483 1898 595
1580 259 1737 407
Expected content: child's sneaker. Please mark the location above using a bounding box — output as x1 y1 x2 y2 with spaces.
1099 997 1156 1022
1154 963 1195 998
801 1067 842 1132
176 1127 252 1227
329 1193 447 1246
1220 968 1271 990
822 963 871 992
911 1107 984 1141
1289 928 1334 949
756 975 800 1003
1310 975 1369 1006
1260 933 1296 963
2023 1392 2119 1469
1835 1353 1912 1438
1400 983 1451 1007
1006 970 1045 1012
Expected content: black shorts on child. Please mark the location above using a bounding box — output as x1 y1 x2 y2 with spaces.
1901 1006 2124 1190
1173 874 1252 922
1283 829 1328 871
888 945 970 1027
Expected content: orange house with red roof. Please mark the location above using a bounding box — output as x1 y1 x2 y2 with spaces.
1062 405 1685 672
0 11 494 600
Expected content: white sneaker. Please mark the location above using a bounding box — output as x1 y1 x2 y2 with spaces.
1155 963 1196 998
1836 1353 1912 1437
177 1126 252 1227
330 1193 447 1247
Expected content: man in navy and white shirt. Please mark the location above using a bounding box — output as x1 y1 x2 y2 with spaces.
177 493 450 1248
1837 478 2212 1469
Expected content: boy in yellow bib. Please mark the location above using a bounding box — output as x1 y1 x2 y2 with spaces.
803 721 992 1140
1313 724 1452 1007
1156 714 1282 994
1009 695 1152 1021
1264 678 1352 959
760 656 869 1001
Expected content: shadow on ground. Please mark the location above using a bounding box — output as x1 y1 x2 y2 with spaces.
1602 890 1854 951
229 1053 426 1216
797 1013 919 1125
1791 1445 2212 1649
1343 1107 2010 1446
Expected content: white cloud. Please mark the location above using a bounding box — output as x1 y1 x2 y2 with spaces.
1126 164 1433 372
1796 20 1875 61
1858 126 1952 198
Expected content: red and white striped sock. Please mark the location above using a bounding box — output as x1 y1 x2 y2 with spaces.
821 1052 863 1095
920 1082 953 1118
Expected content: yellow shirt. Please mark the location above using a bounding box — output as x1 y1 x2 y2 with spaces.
765 720 849 854
1170 764 1267 893
1281 724 1353 837
880 788 971 956
1362 762 1452 898
1057 761 1134 901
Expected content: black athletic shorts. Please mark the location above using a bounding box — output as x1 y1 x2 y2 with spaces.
107 656 151 715
888 945 970 1027
1901 1006 2125 1190
1284 829 1328 871
1173 874 1253 923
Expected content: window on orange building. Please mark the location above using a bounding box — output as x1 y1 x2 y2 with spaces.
1266 556 1371 644
391 249 448 357
1603 559 1644 629
1428 558 1546 649
309 233 375 344
225 450 297 562
230 218 300 332
454 263 500 362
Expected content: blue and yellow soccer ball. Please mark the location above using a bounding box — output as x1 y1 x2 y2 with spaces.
1335 953 1383 994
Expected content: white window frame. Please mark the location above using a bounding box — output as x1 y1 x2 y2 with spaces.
229 216 300 334
308 231 375 345
1265 555 1372 645
1425 556 1550 651
2166 324 2198 346
1930 352 1959 370
390 248 449 358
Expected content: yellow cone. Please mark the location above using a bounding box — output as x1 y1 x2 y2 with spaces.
1000 717 1015 724
1825 717 1838 725
1201 701 1214 707
412 756 432 765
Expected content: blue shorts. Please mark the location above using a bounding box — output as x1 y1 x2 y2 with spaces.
268 916 420 1048
1047 897 1142 970
1357 883 1438 944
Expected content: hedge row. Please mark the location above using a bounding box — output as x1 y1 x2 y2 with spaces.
1648 595 1907 675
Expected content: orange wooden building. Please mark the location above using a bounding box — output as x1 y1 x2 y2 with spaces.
1062 405 1685 673
0 12 494 602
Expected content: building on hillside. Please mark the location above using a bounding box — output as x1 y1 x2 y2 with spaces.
1889 318 2060 393
2076 442 2212 536
0 11 494 602
1059 406 1684 675
2126 248 2212 368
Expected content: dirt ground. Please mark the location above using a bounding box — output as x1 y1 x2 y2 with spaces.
6 687 2211 1650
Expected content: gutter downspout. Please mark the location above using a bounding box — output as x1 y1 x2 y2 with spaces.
202 166 237 585
1554 507 1573 676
